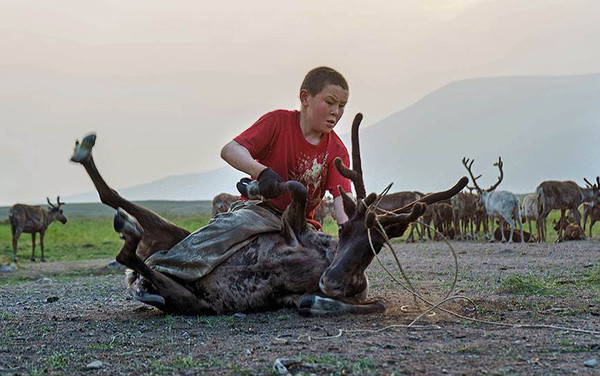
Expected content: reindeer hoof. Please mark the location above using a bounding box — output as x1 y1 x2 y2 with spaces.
30 257 36 262
70 133 96 163
114 208 144 240
130 276 166 305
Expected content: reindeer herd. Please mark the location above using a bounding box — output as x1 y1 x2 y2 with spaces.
4 155 599 264
210 155 599 245
356 156 599 244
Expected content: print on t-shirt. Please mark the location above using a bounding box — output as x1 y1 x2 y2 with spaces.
290 151 330 211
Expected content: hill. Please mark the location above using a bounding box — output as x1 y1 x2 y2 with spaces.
62 73 600 201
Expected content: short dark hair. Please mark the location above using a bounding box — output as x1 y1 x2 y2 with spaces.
300 67 349 96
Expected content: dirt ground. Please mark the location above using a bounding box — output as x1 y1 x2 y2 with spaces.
1 240 599 375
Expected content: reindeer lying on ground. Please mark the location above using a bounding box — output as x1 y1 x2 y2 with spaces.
70 114 468 316
493 220 533 242
536 177 599 242
462 157 523 243
8 197 67 262
211 193 239 217
552 216 585 241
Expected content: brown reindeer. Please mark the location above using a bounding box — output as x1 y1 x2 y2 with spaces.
520 194 538 242
8 197 67 262
552 216 584 241
536 177 599 242
432 202 455 240
313 197 335 225
70 114 468 316
582 202 600 239
374 191 423 242
451 192 478 240
211 193 239 217
462 157 523 243
493 221 533 242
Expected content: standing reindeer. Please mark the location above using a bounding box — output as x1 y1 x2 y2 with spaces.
313 196 335 225
373 191 423 242
582 202 600 239
8 197 67 262
462 157 523 243
520 194 538 242
535 177 599 242
451 192 478 240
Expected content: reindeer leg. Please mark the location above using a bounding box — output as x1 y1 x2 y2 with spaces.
506 217 515 243
297 295 385 316
517 214 524 243
71 134 190 260
114 209 210 314
11 226 20 262
30 233 36 262
557 209 566 243
40 231 46 262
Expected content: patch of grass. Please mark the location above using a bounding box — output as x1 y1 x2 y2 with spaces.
582 265 600 285
46 351 69 369
148 358 173 374
321 217 338 236
499 273 558 296
349 357 375 374
172 355 198 370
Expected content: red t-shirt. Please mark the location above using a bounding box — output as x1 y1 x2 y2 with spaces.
234 109 352 219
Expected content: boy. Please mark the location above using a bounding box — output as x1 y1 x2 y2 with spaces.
221 66 352 226
139 67 353 282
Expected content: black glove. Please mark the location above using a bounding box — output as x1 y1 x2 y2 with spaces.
257 168 283 199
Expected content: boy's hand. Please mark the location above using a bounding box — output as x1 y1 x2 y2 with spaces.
257 168 283 199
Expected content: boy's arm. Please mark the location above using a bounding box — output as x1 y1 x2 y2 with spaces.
221 140 283 199
221 140 267 179
333 195 349 224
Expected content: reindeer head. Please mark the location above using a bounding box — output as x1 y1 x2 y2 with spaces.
318 114 468 300
47 196 67 224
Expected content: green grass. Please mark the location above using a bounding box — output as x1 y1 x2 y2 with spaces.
0 214 212 263
1 202 596 265
499 273 560 296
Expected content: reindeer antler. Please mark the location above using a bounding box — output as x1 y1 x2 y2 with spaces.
462 157 482 192
56 196 65 207
334 113 366 200
487 156 504 192
584 178 594 188
47 197 56 209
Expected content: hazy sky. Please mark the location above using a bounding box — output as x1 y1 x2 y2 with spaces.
1 0 599 205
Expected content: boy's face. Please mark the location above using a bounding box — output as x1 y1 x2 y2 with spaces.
301 84 349 135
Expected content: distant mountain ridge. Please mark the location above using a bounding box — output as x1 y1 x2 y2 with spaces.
65 167 246 203
64 73 600 203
